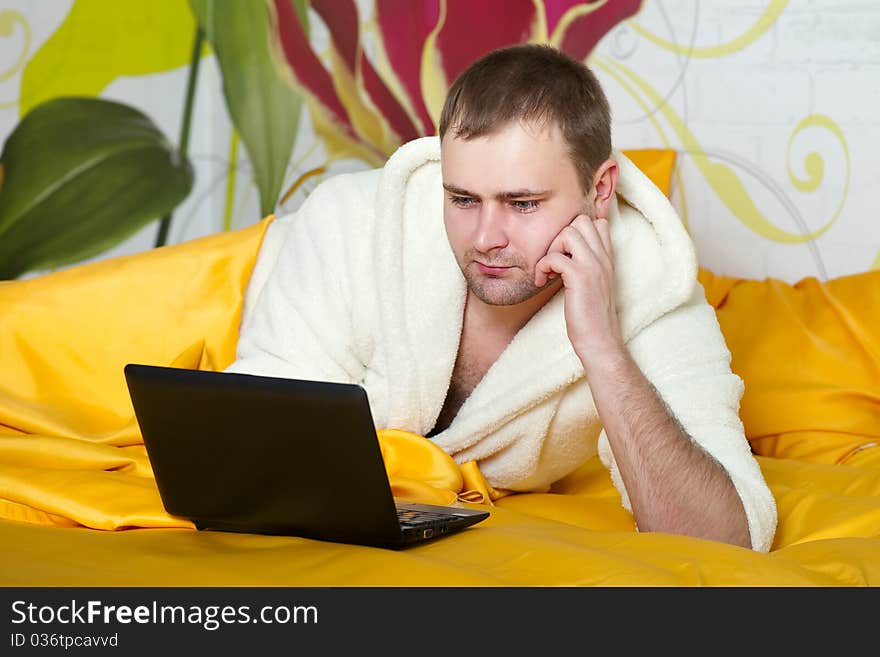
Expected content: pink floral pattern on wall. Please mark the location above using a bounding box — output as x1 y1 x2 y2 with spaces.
271 0 643 164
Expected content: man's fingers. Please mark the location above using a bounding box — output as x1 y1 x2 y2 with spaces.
555 223 592 261
534 252 575 287
537 226 589 288
536 214 614 288
569 216 612 272
571 216 609 260
594 217 613 257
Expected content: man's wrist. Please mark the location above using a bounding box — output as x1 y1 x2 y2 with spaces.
576 342 633 380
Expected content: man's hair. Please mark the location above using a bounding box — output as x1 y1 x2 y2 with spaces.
438 44 612 191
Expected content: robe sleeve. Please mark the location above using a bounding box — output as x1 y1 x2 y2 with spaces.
597 282 778 553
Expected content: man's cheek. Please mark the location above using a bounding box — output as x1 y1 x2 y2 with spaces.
534 234 557 261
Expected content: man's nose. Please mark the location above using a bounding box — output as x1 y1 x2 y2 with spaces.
473 203 508 253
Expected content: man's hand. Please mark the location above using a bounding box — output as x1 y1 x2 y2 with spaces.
534 214 623 365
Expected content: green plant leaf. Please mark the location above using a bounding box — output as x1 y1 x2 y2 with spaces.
0 97 194 279
190 0 304 218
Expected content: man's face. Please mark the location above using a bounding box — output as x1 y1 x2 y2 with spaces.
441 120 591 306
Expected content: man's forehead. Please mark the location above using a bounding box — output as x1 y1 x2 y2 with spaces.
440 122 570 195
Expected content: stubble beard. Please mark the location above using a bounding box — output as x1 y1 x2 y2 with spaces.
459 254 555 306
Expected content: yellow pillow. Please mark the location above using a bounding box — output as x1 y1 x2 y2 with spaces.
0 218 272 445
698 268 880 464
622 148 676 198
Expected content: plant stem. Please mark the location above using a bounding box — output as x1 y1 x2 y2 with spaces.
155 27 204 248
222 129 239 232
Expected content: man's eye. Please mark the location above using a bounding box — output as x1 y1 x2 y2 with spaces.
450 195 477 208
511 200 539 212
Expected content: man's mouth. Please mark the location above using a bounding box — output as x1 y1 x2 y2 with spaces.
475 261 513 275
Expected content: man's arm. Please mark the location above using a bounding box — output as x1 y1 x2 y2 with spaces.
535 211 770 550
584 348 751 548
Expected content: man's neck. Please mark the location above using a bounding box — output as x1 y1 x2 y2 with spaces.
464 280 563 338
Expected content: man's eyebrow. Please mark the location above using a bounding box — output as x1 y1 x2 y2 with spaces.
442 183 550 199
442 182 475 197
496 188 550 200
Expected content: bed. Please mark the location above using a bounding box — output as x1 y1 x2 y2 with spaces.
2 151 878 587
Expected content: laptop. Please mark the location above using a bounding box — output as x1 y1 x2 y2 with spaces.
123 363 489 548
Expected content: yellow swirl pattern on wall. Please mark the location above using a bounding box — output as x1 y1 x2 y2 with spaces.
592 55 690 231
627 0 788 58
786 113 851 234
601 56 849 244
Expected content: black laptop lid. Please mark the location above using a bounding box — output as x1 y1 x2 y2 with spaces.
124 364 404 546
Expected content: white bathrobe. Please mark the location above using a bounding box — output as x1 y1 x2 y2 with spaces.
227 136 777 552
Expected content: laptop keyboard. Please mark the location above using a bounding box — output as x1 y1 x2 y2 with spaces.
396 507 456 527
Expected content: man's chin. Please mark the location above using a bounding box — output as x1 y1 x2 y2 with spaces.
466 277 540 306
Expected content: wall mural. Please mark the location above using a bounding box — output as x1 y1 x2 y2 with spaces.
0 0 875 282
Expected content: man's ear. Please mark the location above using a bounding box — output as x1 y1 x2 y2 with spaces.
590 158 618 220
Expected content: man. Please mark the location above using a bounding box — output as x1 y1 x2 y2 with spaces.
227 44 777 552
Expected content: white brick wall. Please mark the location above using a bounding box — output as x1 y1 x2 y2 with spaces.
598 0 880 282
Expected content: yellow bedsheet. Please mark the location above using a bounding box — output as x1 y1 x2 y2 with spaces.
2 153 879 586
2 450 879 586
